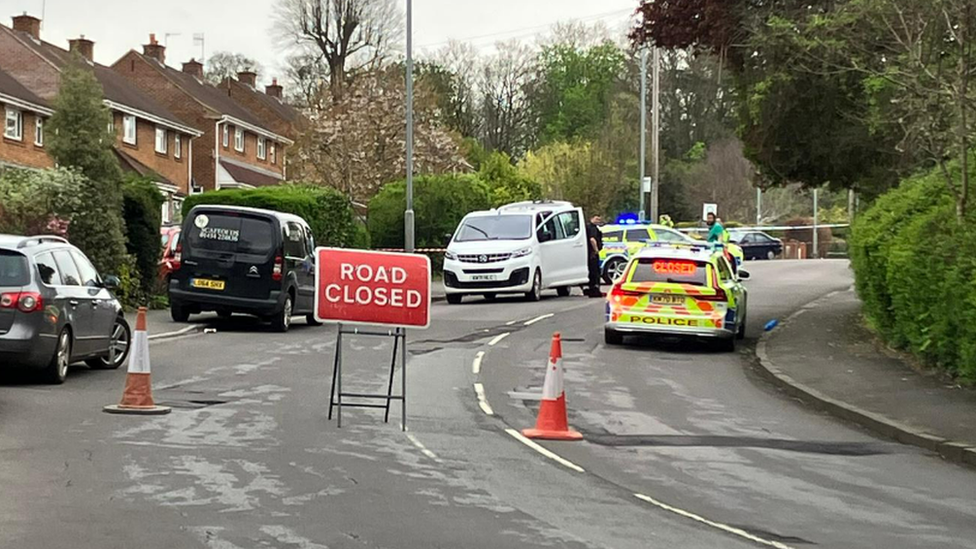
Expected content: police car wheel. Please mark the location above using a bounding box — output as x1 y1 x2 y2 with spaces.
604 328 623 345
604 258 626 284
718 337 736 352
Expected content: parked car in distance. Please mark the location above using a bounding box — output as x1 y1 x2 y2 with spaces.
442 200 589 304
168 205 319 332
0 235 130 384
729 230 783 260
159 226 181 282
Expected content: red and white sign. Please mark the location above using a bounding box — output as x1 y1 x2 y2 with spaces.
314 248 431 328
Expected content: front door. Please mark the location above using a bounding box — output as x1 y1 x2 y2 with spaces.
556 209 588 285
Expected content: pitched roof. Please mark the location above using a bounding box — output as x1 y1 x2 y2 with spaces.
220 78 304 127
0 67 50 112
114 148 173 186
131 51 273 132
219 158 282 188
0 25 193 132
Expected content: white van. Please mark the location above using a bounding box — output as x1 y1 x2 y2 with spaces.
442 201 589 304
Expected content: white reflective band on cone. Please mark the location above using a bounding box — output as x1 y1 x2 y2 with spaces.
127 331 151 374
541 356 564 401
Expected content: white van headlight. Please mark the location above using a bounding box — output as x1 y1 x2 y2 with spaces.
513 247 532 258
444 250 457 260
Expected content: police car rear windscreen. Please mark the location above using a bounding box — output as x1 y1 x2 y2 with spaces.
629 258 707 286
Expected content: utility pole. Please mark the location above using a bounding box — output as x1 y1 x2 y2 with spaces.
756 187 762 225
404 0 415 253
650 47 661 223
639 48 647 221
812 188 820 259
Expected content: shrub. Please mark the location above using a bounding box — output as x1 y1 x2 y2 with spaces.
368 174 491 249
849 163 976 381
182 184 358 248
0 167 85 235
122 176 164 299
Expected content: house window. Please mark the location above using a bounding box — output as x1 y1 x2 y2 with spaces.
155 127 167 154
4 107 23 141
123 115 137 145
270 143 276 165
174 134 182 159
161 199 171 225
222 125 229 148
257 137 266 160
34 117 44 147
234 127 244 152
107 117 115 135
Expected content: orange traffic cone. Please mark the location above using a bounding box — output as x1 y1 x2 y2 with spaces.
521 333 582 441
103 307 171 415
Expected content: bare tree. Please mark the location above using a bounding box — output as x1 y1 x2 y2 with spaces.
205 52 262 85
283 52 328 108
274 0 403 101
480 40 536 158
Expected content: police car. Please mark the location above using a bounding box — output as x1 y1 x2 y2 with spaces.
599 223 696 283
604 243 750 351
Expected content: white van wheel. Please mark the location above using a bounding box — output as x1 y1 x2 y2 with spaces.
525 270 542 302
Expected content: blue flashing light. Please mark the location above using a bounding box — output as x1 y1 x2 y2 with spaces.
616 213 640 225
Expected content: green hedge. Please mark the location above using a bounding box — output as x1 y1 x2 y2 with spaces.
368 174 491 249
182 185 358 248
122 176 163 298
849 164 976 381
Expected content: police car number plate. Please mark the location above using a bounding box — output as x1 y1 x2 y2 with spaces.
651 294 684 305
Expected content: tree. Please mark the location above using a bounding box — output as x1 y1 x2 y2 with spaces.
296 67 466 203
0 167 85 236
205 51 262 85
478 151 541 207
531 41 627 144
47 57 127 274
480 40 536 159
283 52 328 107
274 0 403 100
422 40 481 138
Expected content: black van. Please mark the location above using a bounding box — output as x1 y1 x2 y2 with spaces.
168 205 319 332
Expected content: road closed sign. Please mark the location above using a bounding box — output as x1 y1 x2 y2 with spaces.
315 248 431 328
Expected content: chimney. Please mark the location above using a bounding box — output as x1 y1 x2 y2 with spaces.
182 58 204 80
237 70 257 88
143 33 165 64
12 13 41 40
265 78 283 99
68 36 94 62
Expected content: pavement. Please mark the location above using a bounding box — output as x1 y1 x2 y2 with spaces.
759 287 976 466
3 260 976 549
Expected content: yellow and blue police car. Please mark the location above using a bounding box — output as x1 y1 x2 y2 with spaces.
599 223 696 283
604 243 750 352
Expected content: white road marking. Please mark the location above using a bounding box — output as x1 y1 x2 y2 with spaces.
472 351 485 374
633 493 795 549
488 332 510 346
504 428 585 473
523 313 554 326
505 320 518 326
406 433 441 462
473 383 494 415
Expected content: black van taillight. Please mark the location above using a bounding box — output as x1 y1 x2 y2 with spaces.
172 243 182 271
272 255 283 281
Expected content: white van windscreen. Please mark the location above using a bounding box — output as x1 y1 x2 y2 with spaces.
187 213 275 255
456 215 533 242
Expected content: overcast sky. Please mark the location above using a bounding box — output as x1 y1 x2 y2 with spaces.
1 0 637 86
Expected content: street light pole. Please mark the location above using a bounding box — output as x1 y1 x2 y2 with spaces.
650 47 660 223
404 0 415 253
639 48 647 221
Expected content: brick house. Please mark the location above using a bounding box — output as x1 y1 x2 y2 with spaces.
0 14 203 225
113 37 294 193
217 73 305 143
0 67 54 170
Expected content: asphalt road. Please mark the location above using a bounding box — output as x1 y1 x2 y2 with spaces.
1 259 973 548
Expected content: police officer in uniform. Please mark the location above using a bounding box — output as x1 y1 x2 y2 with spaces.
585 215 604 297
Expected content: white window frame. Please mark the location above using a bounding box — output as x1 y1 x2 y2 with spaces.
234 127 244 153
4 107 23 141
161 199 171 225
155 126 167 154
222 125 229 148
174 134 181 159
34 116 43 147
270 142 277 165
257 137 266 160
122 114 137 145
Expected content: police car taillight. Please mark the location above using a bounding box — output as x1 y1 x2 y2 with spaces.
609 284 641 304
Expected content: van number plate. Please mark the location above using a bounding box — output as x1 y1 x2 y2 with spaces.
651 294 683 305
191 278 226 291
471 275 497 281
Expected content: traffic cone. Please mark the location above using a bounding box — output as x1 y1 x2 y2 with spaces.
103 307 171 415
521 333 582 441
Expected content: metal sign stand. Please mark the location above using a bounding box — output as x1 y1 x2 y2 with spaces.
328 323 408 431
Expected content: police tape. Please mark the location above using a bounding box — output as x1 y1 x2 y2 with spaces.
680 223 850 233
376 248 448 253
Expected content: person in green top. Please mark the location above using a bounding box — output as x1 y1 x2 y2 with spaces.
705 212 725 243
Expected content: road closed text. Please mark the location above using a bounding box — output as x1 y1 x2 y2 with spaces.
324 264 424 308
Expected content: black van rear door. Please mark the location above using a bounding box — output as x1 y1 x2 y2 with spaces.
182 211 278 300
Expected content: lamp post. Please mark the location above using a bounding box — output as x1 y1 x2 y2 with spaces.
639 48 647 221
404 0 415 253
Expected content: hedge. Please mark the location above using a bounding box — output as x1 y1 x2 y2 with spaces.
849 163 976 381
368 174 491 250
122 176 163 298
182 185 358 248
